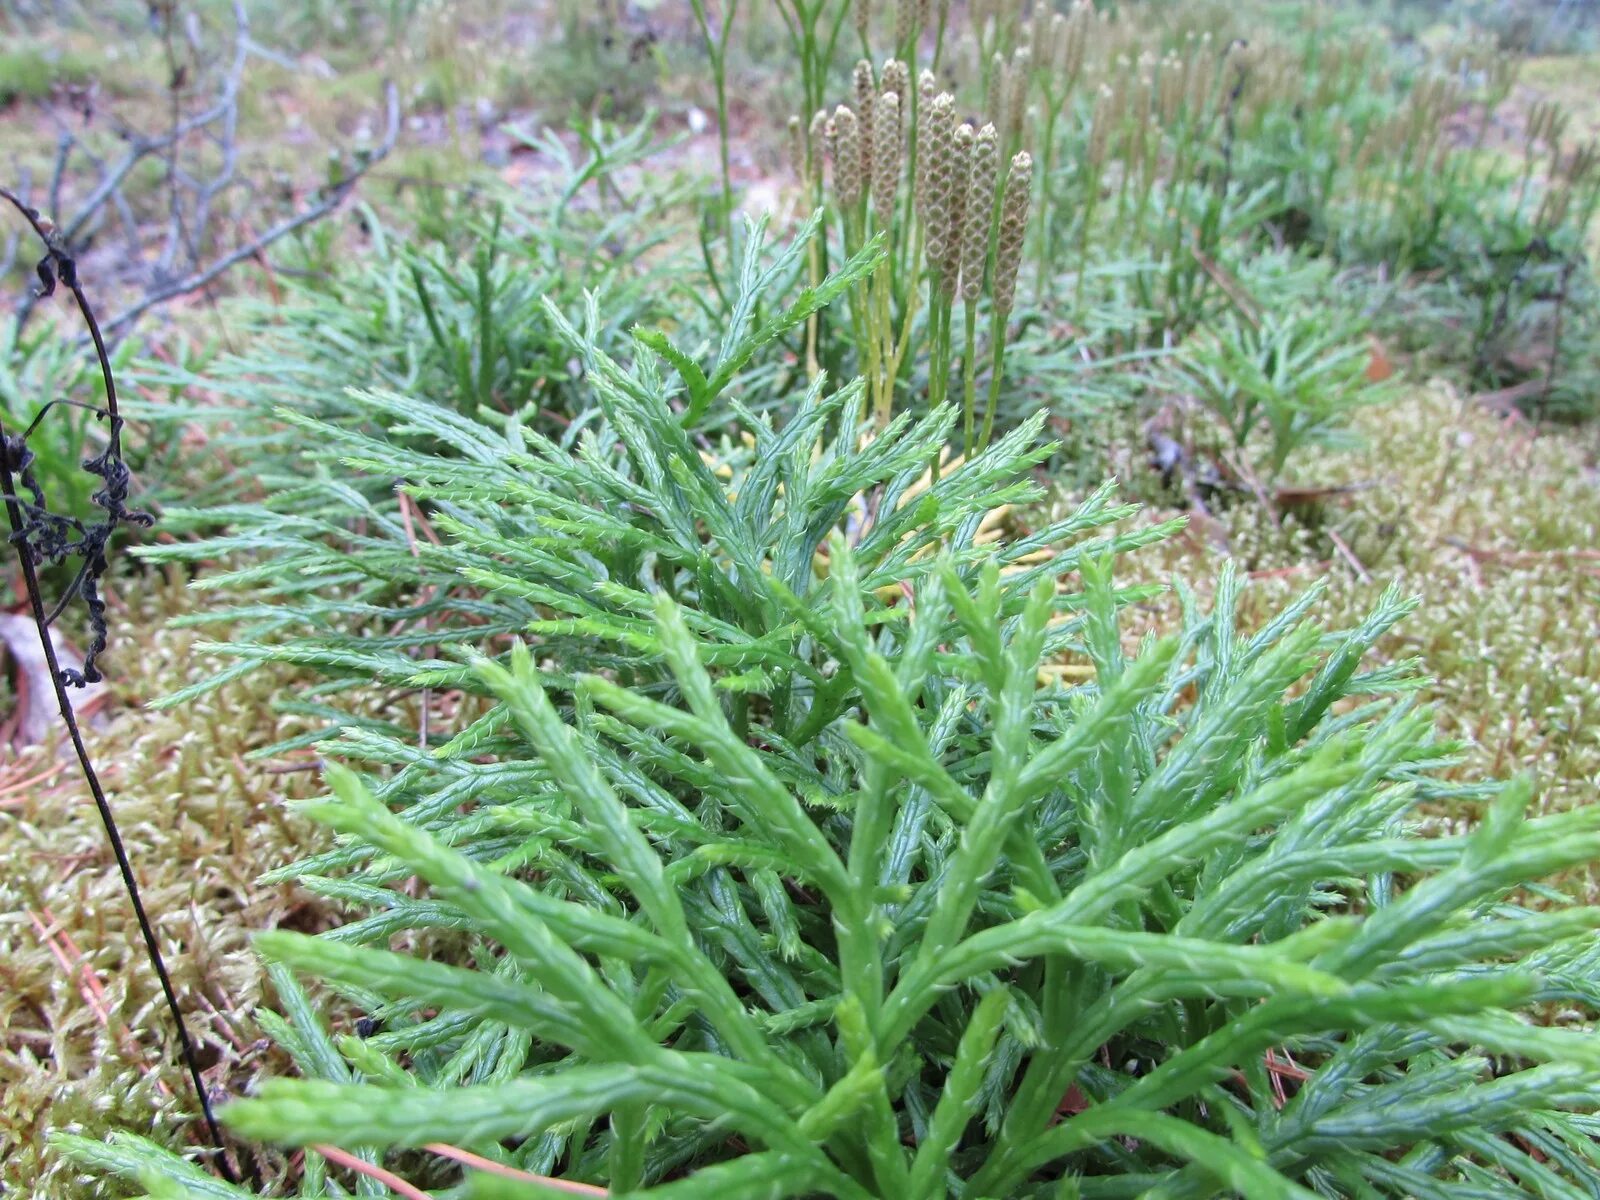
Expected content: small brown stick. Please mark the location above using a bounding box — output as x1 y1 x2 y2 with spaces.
1327 529 1372 582
312 1145 433 1200
1188 233 1261 328
425 1143 610 1195
28 908 114 1028
1444 537 1600 566
0 760 70 799
1222 448 1279 529
27 907 172 1094
1263 1047 1311 1110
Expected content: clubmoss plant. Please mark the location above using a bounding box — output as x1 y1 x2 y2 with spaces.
903 0 1600 421
1171 289 1387 481
64 470 1600 1198
776 0 856 141
62 227 1600 1200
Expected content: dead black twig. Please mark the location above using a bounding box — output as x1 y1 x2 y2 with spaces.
0 186 241 1185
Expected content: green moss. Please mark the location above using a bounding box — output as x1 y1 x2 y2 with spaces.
0 45 95 107
1072 382 1600 894
0 569 426 1196
1520 53 1600 128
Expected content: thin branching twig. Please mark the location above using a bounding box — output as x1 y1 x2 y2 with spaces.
99 82 401 340
15 4 401 348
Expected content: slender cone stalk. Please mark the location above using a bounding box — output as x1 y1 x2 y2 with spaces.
1076 84 1113 313
982 150 1032 451
987 52 1006 130
1007 47 1031 148
1044 12 1065 69
992 151 1031 317
882 58 910 113
869 90 903 428
830 106 872 409
808 109 829 191
895 0 916 55
933 0 952 67
929 114 969 476
923 94 958 443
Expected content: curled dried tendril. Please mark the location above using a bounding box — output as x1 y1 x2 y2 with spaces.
1 194 153 687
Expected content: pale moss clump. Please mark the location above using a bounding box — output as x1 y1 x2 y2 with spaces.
1054 381 1600 895
0 569 428 1196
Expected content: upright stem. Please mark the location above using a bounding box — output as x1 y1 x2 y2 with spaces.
981 309 1008 452
1032 96 1059 307
714 50 733 242
880 222 925 429
960 299 979 456
806 231 823 380
691 0 740 244
868 260 891 426
1075 176 1101 317
928 275 949 484
844 211 874 391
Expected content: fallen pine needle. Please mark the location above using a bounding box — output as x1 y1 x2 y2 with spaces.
29 908 113 1026
0 760 69 799
426 1143 609 1195
27 907 172 1096
313 1145 432 1200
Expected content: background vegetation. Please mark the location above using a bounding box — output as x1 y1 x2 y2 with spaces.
2 0 1598 1196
